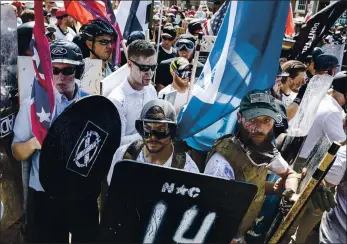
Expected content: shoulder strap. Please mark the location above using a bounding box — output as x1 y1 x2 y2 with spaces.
123 140 144 160
171 141 187 170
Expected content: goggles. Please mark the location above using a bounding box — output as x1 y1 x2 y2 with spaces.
53 66 76 76
175 69 192 79
137 121 175 140
162 36 175 41
95 39 113 46
130 59 157 72
175 40 195 51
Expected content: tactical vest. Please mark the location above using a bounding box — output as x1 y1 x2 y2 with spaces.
122 140 186 170
206 135 269 237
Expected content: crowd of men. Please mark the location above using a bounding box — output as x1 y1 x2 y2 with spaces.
2 1 347 243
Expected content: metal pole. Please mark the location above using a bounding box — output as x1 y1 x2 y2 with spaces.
186 32 203 103
153 1 164 86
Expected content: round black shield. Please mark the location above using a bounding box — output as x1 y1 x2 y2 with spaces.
39 95 121 200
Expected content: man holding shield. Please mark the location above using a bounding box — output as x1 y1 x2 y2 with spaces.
11 40 92 243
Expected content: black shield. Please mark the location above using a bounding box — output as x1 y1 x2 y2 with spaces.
39 95 121 200
100 160 257 243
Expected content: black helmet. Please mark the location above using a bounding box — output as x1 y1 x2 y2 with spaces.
311 47 324 62
314 54 339 72
188 20 202 35
17 21 35 56
135 100 177 139
50 40 85 79
79 19 116 40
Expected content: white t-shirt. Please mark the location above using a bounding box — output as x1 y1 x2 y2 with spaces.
325 145 346 186
107 143 200 185
299 95 346 159
281 91 297 106
158 85 188 111
204 151 290 180
108 79 158 146
54 26 76 41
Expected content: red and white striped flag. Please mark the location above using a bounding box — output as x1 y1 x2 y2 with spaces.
30 1 56 144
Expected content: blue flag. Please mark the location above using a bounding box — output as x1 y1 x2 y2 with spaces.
177 0 289 151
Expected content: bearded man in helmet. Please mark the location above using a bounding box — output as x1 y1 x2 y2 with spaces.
79 19 117 77
204 90 300 242
11 40 93 243
107 99 200 185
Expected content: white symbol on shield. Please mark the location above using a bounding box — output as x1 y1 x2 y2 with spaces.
74 130 101 168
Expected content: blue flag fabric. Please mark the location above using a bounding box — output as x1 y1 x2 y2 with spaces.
177 0 289 150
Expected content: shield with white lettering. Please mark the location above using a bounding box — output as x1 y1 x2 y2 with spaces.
39 95 121 200
99 160 257 243
0 5 22 231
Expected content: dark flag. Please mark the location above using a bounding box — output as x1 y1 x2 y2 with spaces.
290 0 347 60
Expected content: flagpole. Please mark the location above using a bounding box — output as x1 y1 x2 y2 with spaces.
186 32 203 104
153 1 163 86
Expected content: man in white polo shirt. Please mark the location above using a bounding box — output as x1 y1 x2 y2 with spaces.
108 40 158 146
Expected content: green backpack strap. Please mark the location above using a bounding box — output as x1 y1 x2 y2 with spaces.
171 140 187 170
123 140 144 160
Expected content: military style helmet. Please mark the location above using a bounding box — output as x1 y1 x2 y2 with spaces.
79 19 116 40
314 54 339 72
135 100 177 139
50 40 85 79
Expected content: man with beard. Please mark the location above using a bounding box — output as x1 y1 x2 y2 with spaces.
155 34 203 92
107 99 200 185
108 40 158 146
79 20 117 77
280 60 306 106
158 57 192 113
54 8 76 41
204 90 300 242
12 40 90 243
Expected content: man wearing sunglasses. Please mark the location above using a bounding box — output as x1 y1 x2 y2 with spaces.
80 19 117 77
108 40 158 146
12 40 89 243
155 34 203 92
158 57 192 113
157 26 177 64
54 8 76 42
107 99 200 185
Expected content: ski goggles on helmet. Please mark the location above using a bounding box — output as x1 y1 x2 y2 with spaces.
136 121 176 140
130 59 158 72
95 39 113 46
52 66 76 76
175 39 195 51
175 69 192 79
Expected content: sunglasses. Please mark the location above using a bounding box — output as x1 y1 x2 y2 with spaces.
175 69 192 79
95 39 113 46
175 40 195 51
53 66 76 76
143 127 171 140
162 36 175 41
130 59 157 72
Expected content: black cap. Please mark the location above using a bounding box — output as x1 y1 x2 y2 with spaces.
127 31 145 46
240 90 278 121
177 33 196 43
188 19 202 34
50 40 84 65
332 71 347 95
162 26 177 39
314 54 339 71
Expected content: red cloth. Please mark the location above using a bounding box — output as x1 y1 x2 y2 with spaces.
285 3 294 37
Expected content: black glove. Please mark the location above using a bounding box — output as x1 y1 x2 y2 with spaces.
293 83 307 105
311 185 336 212
279 189 295 215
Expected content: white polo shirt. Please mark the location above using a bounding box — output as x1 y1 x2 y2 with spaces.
107 143 200 185
281 91 297 106
299 95 346 159
158 85 189 111
107 78 157 146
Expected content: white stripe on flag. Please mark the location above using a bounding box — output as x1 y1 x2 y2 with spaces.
193 1 238 104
